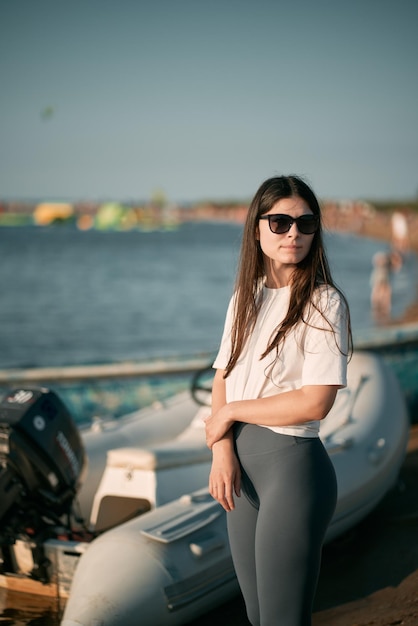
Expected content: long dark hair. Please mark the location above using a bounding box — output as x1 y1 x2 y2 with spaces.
224 175 352 377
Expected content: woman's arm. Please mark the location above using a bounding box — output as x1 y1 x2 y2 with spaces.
205 384 339 449
208 369 241 512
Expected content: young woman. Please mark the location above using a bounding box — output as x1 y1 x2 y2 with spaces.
205 175 352 626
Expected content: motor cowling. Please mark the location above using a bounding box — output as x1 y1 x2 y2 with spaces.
0 387 86 528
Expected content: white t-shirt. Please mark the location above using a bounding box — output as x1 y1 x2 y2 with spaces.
213 285 348 438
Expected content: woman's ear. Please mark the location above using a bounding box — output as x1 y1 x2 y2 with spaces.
255 225 260 241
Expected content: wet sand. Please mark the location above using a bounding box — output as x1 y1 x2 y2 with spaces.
190 424 418 626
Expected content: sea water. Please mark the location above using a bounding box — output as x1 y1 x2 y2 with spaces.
0 222 416 370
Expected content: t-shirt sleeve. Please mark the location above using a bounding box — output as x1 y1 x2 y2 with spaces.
301 289 349 387
213 296 235 371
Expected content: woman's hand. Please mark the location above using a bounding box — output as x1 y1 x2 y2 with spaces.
205 404 234 448
209 438 241 512
208 371 240 511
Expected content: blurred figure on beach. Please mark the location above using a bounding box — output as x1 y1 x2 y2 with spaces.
370 249 403 323
391 211 409 252
370 251 392 322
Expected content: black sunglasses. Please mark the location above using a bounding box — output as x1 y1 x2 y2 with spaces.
259 213 319 235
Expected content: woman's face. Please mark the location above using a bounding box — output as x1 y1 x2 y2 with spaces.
257 196 316 275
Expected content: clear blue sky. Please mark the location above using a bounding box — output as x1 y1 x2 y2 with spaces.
1 0 417 203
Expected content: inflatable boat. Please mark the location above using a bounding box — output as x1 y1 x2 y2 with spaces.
0 352 409 625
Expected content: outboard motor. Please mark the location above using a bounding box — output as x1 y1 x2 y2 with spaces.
0 387 86 582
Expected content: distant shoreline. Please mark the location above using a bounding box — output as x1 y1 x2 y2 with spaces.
322 202 418 252
1 198 418 248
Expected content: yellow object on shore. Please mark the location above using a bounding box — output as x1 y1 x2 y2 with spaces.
33 202 74 225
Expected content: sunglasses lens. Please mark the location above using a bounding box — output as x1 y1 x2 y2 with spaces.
269 216 292 233
297 215 318 234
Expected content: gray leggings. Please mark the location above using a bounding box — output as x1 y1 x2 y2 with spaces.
228 423 337 626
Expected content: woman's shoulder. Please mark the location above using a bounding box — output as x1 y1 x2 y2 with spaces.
311 284 349 315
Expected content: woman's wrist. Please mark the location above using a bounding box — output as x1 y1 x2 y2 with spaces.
223 402 237 429
212 433 234 454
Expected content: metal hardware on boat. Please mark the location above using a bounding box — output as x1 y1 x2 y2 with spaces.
189 536 226 557
368 438 387 464
180 491 213 505
326 437 354 454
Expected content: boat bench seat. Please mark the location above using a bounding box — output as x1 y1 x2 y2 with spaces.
105 405 211 470
106 436 211 471
90 407 212 530
90 411 212 531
